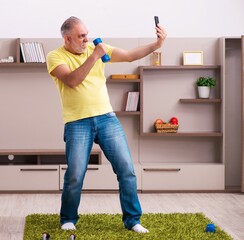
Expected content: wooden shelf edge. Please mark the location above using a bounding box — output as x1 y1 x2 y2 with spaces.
141 189 240 193
180 98 221 103
0 149 101 155
141 132 223 137
139 65 221 70
115 111 140 116
0 63 46 68
107 79 140 83
141 162 224 166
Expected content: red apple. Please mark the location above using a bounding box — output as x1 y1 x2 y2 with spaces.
154 118 164 124
170 117 178 125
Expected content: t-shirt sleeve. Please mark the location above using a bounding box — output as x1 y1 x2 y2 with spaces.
106 44 114 59
46 50 67 75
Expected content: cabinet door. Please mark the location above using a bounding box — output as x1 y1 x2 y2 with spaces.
0 165 59 191
60 164 141 190
141 163 225 191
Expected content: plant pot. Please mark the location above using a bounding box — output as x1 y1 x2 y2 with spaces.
197 86 210 98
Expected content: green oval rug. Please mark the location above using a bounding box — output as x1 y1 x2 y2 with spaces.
24 213 233 240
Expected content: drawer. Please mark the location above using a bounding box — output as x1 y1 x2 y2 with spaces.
141 163 225 191
60 164 141 190
0 165 59 191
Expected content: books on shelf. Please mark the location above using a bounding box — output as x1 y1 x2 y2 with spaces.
125 92 140 111
20 42 46 63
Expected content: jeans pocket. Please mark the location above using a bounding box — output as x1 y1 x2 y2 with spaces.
105 112 116 117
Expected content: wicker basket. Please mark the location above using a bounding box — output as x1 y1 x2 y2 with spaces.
154 123 179 133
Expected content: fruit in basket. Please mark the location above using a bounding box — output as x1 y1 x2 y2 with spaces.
154 118 164 124
170 117 178 125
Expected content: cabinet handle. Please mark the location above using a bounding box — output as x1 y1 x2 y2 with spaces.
61 167 99 171
87 167 99 170
143 168 181 172
20 168 58 171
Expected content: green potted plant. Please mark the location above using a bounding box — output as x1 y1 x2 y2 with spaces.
196 77 216 98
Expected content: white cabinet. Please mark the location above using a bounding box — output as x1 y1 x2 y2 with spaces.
0 165 59 191
141 163 225 191
0 150 142 192
139 64 224 191
0 150 102 191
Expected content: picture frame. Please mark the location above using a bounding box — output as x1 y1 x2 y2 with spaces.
183 51 203 65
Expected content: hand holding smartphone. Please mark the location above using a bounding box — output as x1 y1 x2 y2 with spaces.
154 16 159 27
154 16 159 38
154 16 167 42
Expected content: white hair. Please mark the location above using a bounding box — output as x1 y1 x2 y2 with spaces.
60 16 82 37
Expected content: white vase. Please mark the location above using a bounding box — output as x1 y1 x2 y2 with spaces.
198 86 210 98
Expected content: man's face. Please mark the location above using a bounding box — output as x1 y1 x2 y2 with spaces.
67 23 88 54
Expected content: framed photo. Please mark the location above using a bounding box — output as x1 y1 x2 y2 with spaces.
183 51 203 65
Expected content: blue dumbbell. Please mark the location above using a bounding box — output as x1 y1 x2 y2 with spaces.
93 38 110 63
206 223 216 233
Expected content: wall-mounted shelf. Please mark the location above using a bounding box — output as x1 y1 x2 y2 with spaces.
115 111 140 116
138 62 224 191
140 65 221 70
179 98 222 103
141 132 223 137
107 77 140 113
0 63 46 68
107 79 140 83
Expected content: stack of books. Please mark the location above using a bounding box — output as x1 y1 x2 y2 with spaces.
125 92 140 111
20 42 46 63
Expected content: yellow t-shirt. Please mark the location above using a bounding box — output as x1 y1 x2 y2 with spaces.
46 43 114 123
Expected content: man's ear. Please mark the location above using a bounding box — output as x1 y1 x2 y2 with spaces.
64 35 71 44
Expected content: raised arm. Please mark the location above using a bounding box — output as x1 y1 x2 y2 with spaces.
110 24 167 62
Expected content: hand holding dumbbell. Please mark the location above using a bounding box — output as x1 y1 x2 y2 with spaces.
93 38 110 63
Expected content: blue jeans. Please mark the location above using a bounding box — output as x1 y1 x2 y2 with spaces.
61 112 142 229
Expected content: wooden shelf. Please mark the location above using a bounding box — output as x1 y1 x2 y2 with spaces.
0 149 101 165
140 65 221 70
0 149 100 155
0 149 64 155
180 98 221 103
0 63 46 68
115 111 140 116
141 132 223 137
107 79 140 83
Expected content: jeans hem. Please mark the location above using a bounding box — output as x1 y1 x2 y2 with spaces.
125 220 141 230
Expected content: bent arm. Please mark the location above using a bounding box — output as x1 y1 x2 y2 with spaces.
50 43 108 88
50 55 97 88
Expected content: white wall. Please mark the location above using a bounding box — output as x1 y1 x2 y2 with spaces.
1 0 243 38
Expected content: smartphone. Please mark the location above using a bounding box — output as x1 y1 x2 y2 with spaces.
154 16 159 27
